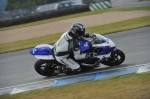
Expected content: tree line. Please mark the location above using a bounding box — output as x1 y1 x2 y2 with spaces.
6 0 63 11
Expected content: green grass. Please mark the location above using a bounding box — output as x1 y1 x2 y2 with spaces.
1 72 150 99
0 6 150 31
0 15 150 54
86 16 150 34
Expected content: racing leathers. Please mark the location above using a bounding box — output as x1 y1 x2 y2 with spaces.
54 31 109 72
54 31 81 72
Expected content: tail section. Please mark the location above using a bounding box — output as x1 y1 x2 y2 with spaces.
30 47 52 55
29 44 55 60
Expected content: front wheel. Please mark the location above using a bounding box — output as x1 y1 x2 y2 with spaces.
102 49 125 66
34 60 58 77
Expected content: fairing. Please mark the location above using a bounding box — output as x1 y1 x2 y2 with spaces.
98 46 116 55
30 47 52 55
78 39 91 53
29 44 55 60
78 38 116 55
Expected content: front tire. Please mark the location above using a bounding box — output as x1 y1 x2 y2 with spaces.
102 49 125 66
34 60 58 77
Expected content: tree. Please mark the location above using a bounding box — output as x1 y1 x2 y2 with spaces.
6 0 63 11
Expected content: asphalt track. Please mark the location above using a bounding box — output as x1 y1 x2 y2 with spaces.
0 27 150 88
112 0 150 8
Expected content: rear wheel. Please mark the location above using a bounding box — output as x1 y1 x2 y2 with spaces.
34 60 58 77
102 49 125 66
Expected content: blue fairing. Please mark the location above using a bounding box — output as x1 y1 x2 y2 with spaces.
98 46 115 55
30 47 52 55
78 39 91 53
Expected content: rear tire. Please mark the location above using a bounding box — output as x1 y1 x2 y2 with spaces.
34 60 58 77
102 49 125 66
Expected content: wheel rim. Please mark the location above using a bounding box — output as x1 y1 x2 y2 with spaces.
110 53 122 64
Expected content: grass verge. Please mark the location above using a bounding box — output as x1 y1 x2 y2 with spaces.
0 6 150 31
0 72 150 99
0 16 150 54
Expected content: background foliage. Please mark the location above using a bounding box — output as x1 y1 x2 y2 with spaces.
6 0 62 10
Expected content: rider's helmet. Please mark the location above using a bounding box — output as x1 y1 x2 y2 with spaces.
69 22 85 39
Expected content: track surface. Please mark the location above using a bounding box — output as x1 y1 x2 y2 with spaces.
112 0 150 8
0 27 150 88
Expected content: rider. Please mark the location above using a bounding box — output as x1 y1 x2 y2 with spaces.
54 22 107 74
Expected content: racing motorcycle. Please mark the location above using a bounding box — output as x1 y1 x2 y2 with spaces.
29 34 125 77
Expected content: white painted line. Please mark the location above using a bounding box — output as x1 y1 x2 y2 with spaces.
137 65 150 73
0 79 56 90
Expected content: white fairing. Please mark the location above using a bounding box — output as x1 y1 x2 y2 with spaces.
34 44 55 60
106 37 116 48
92 35 116 59
92 35 116 48
34 55 54 60
35 44 54 49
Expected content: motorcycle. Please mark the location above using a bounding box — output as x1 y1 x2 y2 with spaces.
29 34 125 76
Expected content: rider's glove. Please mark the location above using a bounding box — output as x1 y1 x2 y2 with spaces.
86 52 97 58
84 32 90 37
84 32 96 39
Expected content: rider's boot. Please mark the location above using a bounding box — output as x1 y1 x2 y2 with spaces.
64 67 81 75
